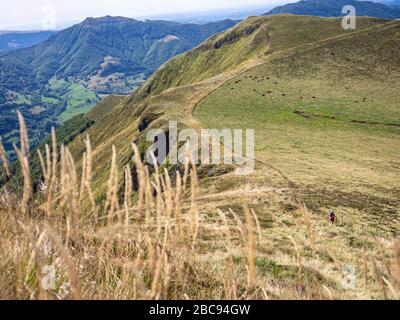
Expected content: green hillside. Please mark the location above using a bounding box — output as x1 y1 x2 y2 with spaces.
196 18 400 235
3 15 399 299
0 31 56 53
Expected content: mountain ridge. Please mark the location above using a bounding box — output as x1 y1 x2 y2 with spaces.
265 0 400 19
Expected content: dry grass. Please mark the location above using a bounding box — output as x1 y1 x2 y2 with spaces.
0 117 399 300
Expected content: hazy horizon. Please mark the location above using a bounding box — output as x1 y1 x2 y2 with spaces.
0 0 286 30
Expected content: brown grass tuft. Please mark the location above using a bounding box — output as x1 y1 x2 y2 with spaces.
0 114 399 300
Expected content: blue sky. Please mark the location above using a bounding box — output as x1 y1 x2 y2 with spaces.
0 0 287 29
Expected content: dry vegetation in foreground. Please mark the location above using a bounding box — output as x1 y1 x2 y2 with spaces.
0 114 399 300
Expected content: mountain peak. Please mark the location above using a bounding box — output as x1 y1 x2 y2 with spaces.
82 16 138 25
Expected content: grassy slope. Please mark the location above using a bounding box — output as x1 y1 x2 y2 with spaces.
57 15 399 298
68 15 390 198
196 18 400 236
65 16 274 196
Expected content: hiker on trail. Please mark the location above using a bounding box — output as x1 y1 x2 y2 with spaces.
329 210 336 224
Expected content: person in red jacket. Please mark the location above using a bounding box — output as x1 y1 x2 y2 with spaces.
329 210 336 224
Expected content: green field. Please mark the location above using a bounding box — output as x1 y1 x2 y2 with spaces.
47 78 100 122
41 96 60 104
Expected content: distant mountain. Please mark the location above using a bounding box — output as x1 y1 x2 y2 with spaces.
0 16 237 156
387 0 400 8
0 31 57 53
265 0 400 19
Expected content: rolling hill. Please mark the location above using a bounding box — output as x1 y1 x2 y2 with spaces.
0 16 237 156
265 0 400 19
